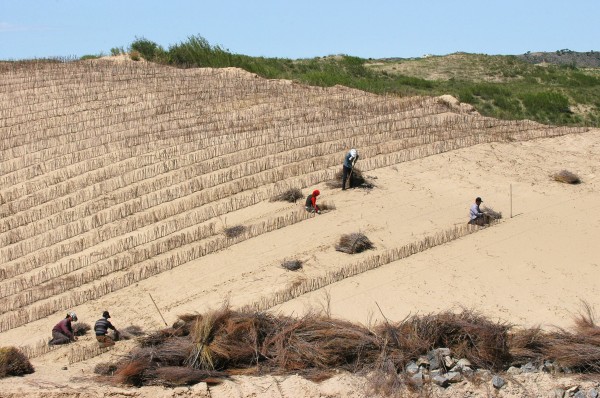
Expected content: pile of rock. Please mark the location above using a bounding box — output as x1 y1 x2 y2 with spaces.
403 348 600 397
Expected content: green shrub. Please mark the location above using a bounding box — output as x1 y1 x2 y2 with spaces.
522 92 570 114
130 37 165 61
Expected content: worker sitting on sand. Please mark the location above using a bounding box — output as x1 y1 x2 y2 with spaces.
342 148 359 190
48 312 78 345
468 197 486 226
95 311 120 348
305 189 321 214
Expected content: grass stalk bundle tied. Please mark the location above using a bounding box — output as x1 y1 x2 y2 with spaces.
271 188 303 203
335 233 374 254
553 170 581 184
223 225 246 238
281 259 303 271
0 347 35 378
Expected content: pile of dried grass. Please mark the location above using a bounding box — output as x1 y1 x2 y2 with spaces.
72 322 91 336
318 201 336 212
553 170 581 184
270 188 303 203
117 325 145 341
481 206 502 221
94 362 118 376
113 304 600 388
281 259 303 271
327 168 373 189
0 347 35 377
335 233 374 254
223 225 246 238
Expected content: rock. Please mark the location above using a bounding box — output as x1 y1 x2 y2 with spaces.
432 375 449 388
405 361 419 375
411 372 424 387
521 362 538 373
444 356 455 368
588 388 599 398
542 360 555 373
552 388 565 398
573 391 586 398
445 371 462 383
461 366 474 376
456 358 472 368
507 366 522 375
417 356 430 367
430 369 444 378
475 369 492 380
492 375 505 389
567 386 579 394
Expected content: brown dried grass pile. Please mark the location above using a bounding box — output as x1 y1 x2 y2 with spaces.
335 233 374 254
318 201 336 212
281 259 303 271
375 310 511 371
72 322 91 336
260 314 380 379
117 325 145 341
223 225 246 238
94 362 118 376
270 188 303 203
553 170 581 184
481 206 502 221
114 304 600 388
0 347 35 378
327 168 373 189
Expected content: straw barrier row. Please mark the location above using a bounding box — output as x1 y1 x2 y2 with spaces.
245 223 483 313
0 208 313 332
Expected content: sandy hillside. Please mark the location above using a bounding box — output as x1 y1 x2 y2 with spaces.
0 59 599 397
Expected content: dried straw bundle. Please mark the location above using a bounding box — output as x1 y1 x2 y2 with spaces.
0 347 35 377
223 225 246 238
327 168 372 189
261 314 380 374
72 322 91 336
481 206 502 221
281 260 303 271
145 366 226 386
117 325 145 341
553 170 581 184
271 188 303 203
318 201 336 212
335 233 374 254
94 362 118 375
375 310 511 371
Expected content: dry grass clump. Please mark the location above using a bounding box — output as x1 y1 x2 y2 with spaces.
271 188 303 203
281 259 303 271
481 206 502 221
318 201 336 212
117 325 145 341
72 322 91 336
335 233 374 254
223 225 246 238
553 170 581 184
94 362 118 376
327 168 373 189
113 304 600 388
0 347 35 377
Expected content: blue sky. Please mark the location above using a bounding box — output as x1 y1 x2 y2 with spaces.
1 0 598 60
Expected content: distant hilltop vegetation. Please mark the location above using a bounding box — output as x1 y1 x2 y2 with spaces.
517 49 600 68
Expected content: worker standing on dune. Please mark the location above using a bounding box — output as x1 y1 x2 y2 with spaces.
342 148 359 190
305 189 321 214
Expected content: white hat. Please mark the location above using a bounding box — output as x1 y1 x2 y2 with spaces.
350 148 357 157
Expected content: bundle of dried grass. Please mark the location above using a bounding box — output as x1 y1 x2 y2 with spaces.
117 325 145 341
318 201 336 212
271 188 303 203
145 366 226 387
335 233 374 254
261 314 380 377
223 225 246 238
0 347 35 377
327 168 373 189
375 309 511 371
94 362 118 376
481 206 502 221
281 259 303 271
72 322 91 336
553 170 581 184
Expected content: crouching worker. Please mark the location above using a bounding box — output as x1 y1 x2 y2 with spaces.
305 189 321 214
49 312 77 345
95 311 119 348
468 197 488 226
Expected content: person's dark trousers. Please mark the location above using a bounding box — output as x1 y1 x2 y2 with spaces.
342 165 352 190
49 331 71 345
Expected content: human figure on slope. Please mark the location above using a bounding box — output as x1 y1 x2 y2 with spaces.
49 312 78 345
342 148 359 190
305 189 321 214
95 311 120 348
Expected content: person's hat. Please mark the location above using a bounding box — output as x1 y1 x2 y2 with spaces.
68 312 78 322
313 189 320 196
476 197 483 202
102 311 111 319
350 148 357 157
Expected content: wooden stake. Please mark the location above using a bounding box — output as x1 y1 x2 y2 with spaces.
149 293 168 326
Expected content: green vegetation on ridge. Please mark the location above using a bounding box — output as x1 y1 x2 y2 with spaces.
123 36 599 127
